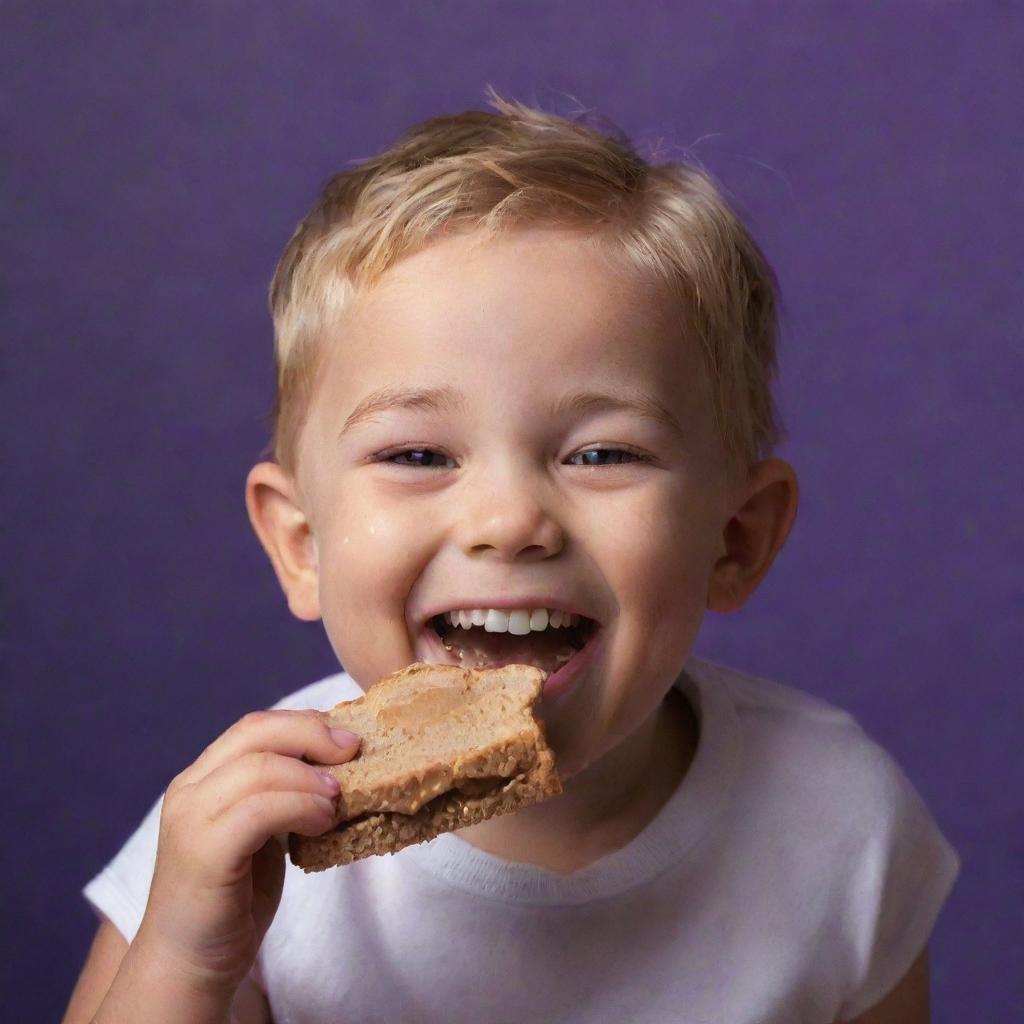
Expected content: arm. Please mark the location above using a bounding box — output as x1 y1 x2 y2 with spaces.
61 917 271 1024
839 946 930 1024
63 709 355 1023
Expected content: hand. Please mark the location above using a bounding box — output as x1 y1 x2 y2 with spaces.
136 708 360 994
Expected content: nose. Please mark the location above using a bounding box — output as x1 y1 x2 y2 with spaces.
456 464 565 562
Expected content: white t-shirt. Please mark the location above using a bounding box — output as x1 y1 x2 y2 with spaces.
83 657 960 1023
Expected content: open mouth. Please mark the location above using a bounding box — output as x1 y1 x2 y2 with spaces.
425 609 599 677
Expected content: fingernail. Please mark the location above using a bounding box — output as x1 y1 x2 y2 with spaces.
329 727 360 748
316 771 340 794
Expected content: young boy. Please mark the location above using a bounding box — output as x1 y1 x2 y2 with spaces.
65 95 959 1024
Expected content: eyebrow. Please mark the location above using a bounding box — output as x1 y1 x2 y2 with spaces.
337 384 682 438
339 385 467 437
552 389 683 434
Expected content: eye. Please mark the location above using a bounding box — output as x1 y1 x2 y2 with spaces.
567 447 646 467
378 447 456 470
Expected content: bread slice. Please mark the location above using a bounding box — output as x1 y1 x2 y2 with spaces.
289 662 561 872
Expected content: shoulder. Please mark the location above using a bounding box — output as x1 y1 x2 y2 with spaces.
688 655 859 728
687 660 954 1024
685 655 960 880
688 655 905 782
266 669 364 713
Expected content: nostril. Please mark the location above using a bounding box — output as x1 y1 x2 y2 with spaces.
467 544 549 558
518 544 549 559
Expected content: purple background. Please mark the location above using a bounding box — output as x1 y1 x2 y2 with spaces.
5 4 1021 1021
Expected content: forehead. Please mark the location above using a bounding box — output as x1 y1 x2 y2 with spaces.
307 227 715 436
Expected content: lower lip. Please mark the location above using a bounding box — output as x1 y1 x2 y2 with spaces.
419 623 602 706
541 628 602 705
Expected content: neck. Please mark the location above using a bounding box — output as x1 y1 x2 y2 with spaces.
457 685 699 874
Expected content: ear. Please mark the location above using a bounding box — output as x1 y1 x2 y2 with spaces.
245 461 321 621
707 458 799 614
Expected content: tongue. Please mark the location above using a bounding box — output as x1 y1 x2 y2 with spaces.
442 627 578 674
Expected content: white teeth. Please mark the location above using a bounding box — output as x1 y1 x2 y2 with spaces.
484 609 510 632
435 606 588 634
507 610 531 635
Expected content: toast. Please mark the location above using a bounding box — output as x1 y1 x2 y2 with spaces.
289 662 562 871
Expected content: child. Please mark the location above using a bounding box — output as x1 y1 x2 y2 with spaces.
65 94 959 1024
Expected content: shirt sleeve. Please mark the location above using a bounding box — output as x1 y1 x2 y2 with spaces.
82 791 164 943
836 741 961 1021
79 673 353 944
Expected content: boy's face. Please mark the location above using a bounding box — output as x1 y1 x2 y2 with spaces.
281 228 737 778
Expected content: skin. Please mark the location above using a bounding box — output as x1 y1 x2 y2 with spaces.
66 710 362 1024
246 225 800 871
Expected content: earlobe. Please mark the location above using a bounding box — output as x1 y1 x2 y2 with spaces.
245 462 322 622
707 458 799 614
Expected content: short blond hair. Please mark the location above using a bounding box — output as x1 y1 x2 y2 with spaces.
268 90 783 476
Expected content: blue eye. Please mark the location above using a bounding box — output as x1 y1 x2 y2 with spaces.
377 446 646 470
569 448 643 467
383 448 455 469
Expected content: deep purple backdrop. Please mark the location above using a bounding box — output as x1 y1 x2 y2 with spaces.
5 4 1021 1021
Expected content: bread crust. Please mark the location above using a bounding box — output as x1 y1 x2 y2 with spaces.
289 662 561 872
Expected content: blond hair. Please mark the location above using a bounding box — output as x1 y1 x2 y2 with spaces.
268 90 783 476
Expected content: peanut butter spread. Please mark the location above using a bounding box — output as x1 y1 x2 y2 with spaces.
318 663 550 822
376 682 470 731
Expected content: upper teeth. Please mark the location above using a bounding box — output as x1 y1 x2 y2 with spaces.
441 608 581 635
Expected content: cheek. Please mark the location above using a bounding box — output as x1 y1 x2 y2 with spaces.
314 496 437 674
587 486 714 604
320 490 429 584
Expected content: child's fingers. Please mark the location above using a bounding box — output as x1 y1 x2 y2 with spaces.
159 751 344 880
171 709 360 792
191 749 342 823
211 789 339 865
